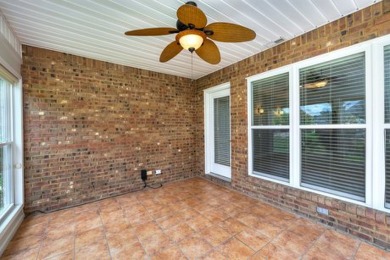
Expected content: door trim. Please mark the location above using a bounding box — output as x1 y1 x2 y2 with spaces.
204 82 231 179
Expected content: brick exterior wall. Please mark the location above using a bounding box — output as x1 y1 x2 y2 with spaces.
22 46 197 212
195 2 390 249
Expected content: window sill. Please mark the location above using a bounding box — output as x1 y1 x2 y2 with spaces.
0 204 24 256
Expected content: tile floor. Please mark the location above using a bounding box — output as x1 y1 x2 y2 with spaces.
2 177 390 259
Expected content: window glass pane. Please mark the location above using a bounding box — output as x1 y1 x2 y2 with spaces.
0 78 11 143
0 146 3 213
253 129 289 181
300 52 365 125
301 129 365 201
252 72 289 126
0 78 12 216
385 130 390 208
214 96 230 166
0 145 11 214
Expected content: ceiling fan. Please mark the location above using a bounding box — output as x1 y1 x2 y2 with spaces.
124 1 256 65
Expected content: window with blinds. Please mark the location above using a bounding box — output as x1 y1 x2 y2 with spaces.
384 45 390 208
251 72 289 181
0 77 13 215
299 52 366 201
214 96 230 166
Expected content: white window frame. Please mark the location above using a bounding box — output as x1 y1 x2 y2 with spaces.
372 37 390 211
247 66 293 185
247 34 390 213
0 48 24 255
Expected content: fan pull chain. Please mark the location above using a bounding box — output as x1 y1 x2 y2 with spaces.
191 52 194 81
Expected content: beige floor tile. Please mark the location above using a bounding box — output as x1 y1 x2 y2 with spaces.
178 237 213 258
302 230 360 260
75 226 105 249
3 178 390 259
3 235 43 257
218 217 248 235
186 214 213 232
198 224 232 247
217 237 255 259
134 220 163 240
235 228 270 251
355 242 390 260
109 242 146 259
156 213 183 230
39 235 74 259
150 246 186 260
164 222 196 243
139 232 174 255
201 250 227 260
252 242 301 260
1 247 40 260
75 241 110 260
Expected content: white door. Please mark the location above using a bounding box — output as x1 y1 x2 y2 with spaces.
204 83 231 179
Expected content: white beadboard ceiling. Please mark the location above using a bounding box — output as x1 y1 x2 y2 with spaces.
0 0 381 79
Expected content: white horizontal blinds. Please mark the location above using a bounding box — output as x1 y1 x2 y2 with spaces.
214 96 230 166
251 72 289 181
385 131 390 208
253 129 289 180
252 72 289 126
300 52 366 125
301 129 365 201
384 45 390 208
300 52 366 201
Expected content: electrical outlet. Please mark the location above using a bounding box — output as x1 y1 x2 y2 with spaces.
147 170 153 176
316 206 329 215
155 169 161 175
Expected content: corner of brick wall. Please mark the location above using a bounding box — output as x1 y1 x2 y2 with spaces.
22 46 198 212
195 1 390 249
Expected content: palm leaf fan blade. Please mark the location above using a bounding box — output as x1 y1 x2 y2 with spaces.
177 4 207 29
125 27 177 36
160 41 183 62
195 39 220 64
205 22 256 42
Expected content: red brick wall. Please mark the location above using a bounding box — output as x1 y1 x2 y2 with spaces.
195 2 390 249
22 46 197 212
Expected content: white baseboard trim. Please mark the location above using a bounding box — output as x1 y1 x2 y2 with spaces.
0 205 24 256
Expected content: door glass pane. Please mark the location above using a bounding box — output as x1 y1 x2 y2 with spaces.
385 45 390 208
214 96 230 166
385 45 390 123
385 130 390 208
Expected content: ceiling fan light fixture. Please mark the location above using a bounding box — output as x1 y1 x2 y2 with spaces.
177 29 205 52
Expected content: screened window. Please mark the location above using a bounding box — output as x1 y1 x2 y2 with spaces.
251 73 289 181
384 44 390 208
299 52 366 201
